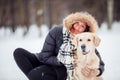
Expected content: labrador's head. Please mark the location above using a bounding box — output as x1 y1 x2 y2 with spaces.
73 32 101 55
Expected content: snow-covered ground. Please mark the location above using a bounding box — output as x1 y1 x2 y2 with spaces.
0 22 120 80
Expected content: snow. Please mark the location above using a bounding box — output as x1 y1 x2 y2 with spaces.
97 22 120 80
0 22 120 80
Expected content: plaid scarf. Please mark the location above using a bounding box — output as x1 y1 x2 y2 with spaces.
57 27 76 80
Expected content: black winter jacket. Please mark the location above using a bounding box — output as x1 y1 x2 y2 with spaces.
36 25 104 77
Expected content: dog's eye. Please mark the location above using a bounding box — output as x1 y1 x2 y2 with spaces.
88 39 91 41
80 39 82 41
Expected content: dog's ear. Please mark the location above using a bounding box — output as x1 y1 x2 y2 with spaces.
93 34 101 47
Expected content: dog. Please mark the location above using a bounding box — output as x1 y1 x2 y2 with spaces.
72 32 103 80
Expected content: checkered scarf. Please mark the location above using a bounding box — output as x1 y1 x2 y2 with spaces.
57 27 76 80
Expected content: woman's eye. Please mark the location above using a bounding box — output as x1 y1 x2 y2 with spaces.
88 39 91 41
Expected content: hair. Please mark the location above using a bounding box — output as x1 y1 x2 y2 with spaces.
84 25 90 32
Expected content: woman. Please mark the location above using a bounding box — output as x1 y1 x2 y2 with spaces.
13 12 104 80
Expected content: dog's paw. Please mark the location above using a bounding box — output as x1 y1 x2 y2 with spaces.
95 77 103 80
88 66 96 69
89 69 100 77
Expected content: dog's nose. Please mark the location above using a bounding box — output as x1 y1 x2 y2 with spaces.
81 44 86 49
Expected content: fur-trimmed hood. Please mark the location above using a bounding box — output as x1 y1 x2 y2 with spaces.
63 12 98 33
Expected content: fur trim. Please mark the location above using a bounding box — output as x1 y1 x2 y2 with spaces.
63 12 98 33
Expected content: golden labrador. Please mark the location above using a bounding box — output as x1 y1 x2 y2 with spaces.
72 32 103 80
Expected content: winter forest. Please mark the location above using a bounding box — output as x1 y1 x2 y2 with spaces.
0 0 120 80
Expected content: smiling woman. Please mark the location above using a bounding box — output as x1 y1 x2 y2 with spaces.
13 11 104 80
70 21 87 34
57 12 104 80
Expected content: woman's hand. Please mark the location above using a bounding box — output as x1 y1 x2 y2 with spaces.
81 67 99 78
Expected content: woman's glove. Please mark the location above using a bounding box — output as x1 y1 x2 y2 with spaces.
81 66 100 78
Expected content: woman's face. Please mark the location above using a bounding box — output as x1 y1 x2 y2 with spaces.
70 21 87 34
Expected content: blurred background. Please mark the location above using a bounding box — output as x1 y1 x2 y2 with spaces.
0 0 120 30
0 0 120 80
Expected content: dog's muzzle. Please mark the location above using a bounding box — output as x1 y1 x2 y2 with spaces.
81 44 89 55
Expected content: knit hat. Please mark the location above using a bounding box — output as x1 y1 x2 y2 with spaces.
63 12 98 33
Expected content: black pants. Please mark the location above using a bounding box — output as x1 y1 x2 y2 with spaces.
13 48 63 80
